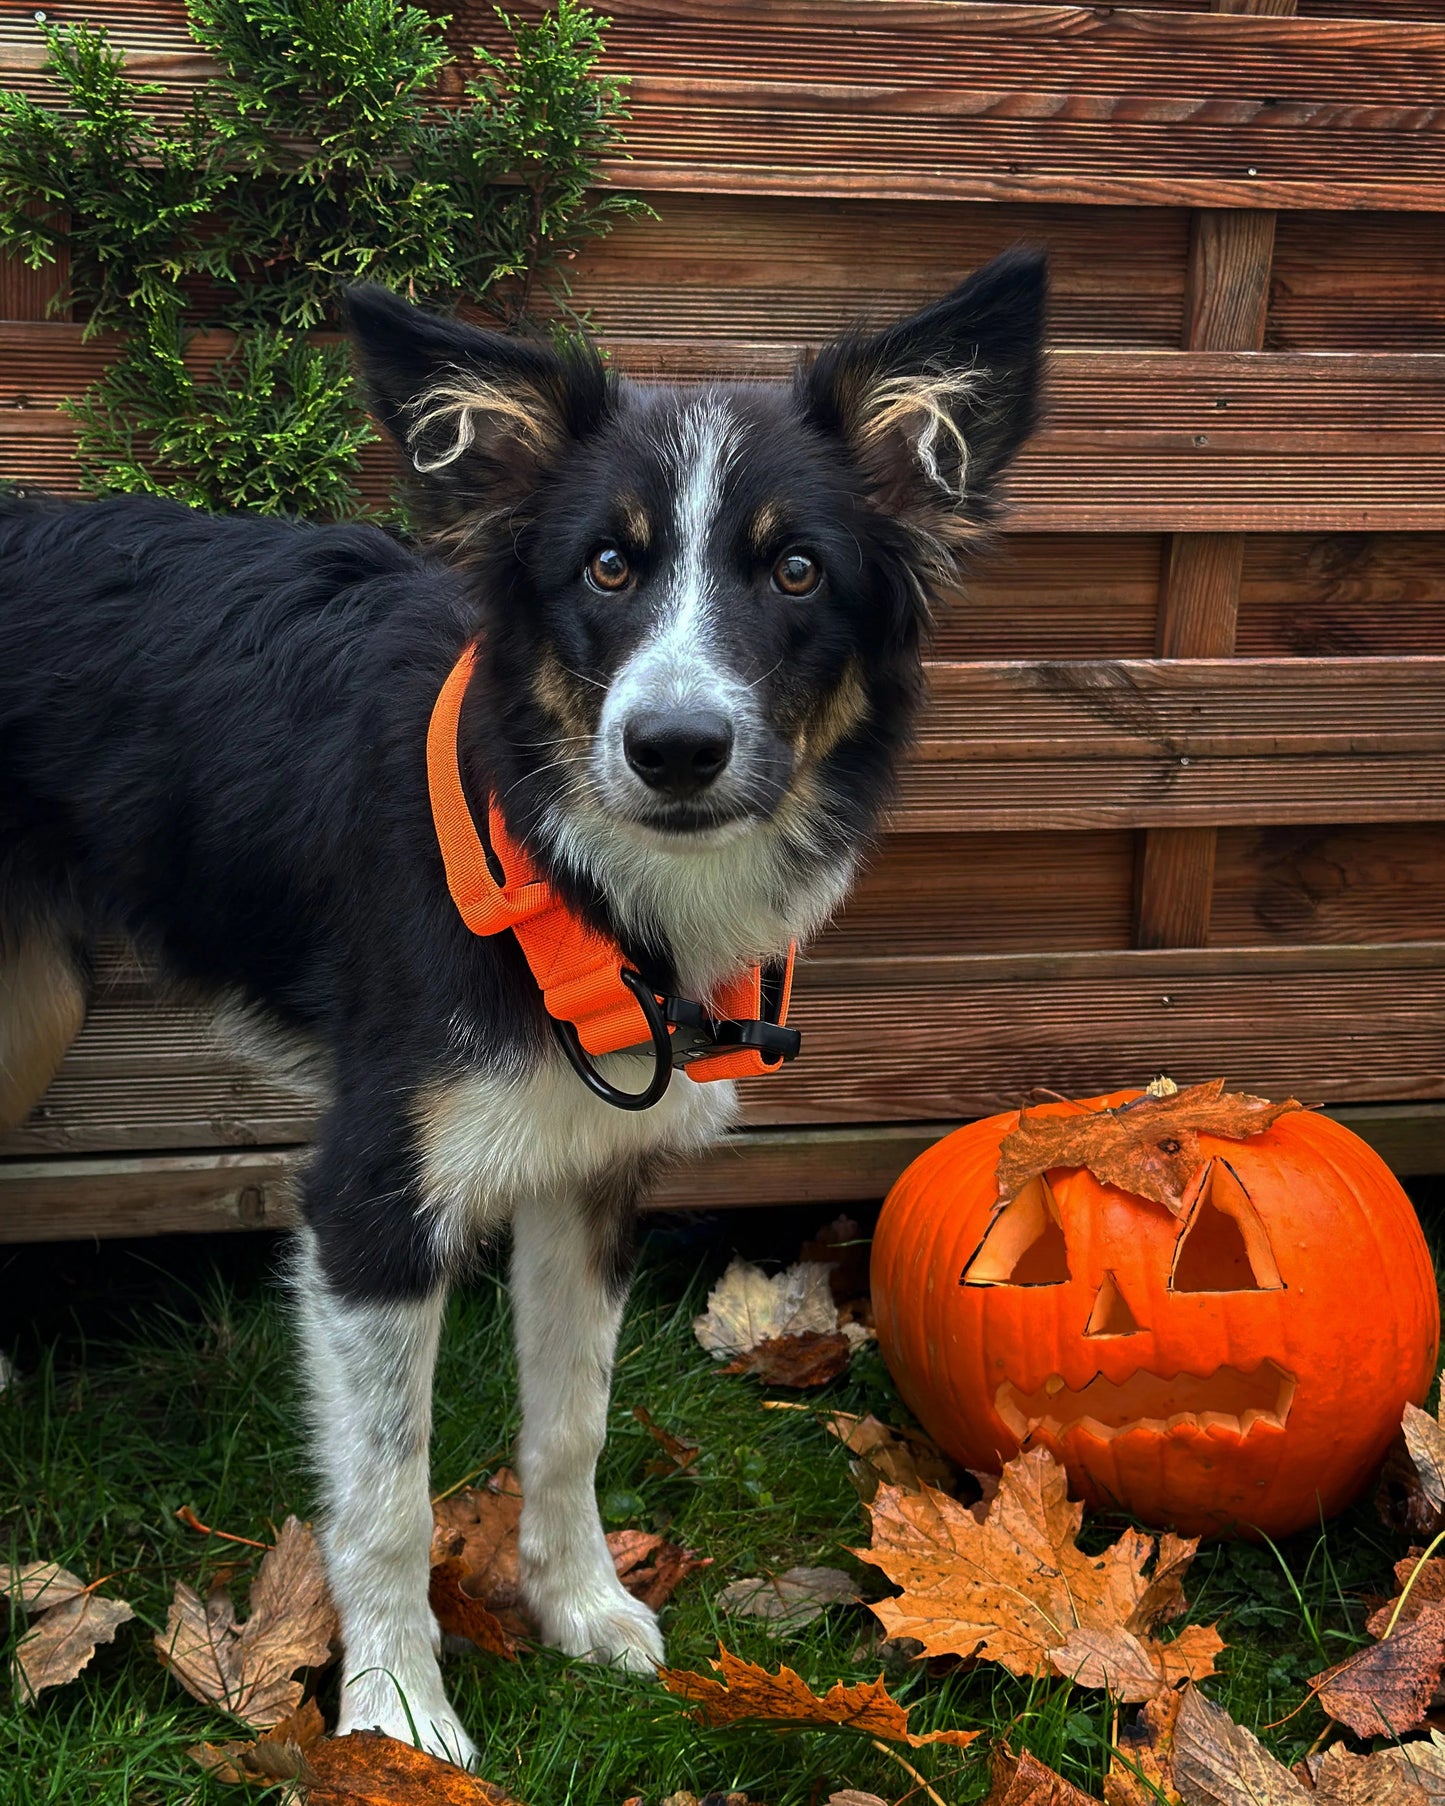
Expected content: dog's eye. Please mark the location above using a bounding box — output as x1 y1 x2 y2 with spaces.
585 546 632 593
772 550 821 597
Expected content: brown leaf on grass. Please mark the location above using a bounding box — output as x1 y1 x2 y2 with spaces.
718 1565 859 1629
823 1412 962 1502
826 1794 890 1806
430 1470 706 1636
605 1529 711 1612
1367 1554 1445 1638
1386 1386 1445 1537
1105 1690 1183 1806
1377 1732 1445 1803
188 1697 327 1787
1405 1398 1445 1518
985 1747 1103 1805
1309 1741 1441 1806
634 1404 701 1476
1169 1684 1310 1805
995 1079 1300 1214
156 1516 337 1729
695 1258 841 1354
1311 1601 1445 1738
306 1731 522 1804
428 1560 518 1658
4 1561 136 1702
722 1331 854 1388
660 1643 979 1748
854 1448 1222 1702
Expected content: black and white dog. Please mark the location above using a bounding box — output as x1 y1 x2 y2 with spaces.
0 250 1044 1763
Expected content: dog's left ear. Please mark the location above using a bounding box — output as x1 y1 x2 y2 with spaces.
801 247 1047 565
343 284 611 542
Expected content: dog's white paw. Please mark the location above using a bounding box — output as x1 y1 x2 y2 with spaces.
338 1670 479 1769
535 1585 665 1673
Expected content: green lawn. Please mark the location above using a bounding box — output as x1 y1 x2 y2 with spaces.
1 1194 1438 1806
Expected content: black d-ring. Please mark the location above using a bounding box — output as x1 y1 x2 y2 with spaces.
550 968 674 1111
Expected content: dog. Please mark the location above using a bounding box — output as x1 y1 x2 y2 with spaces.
0 249 1045 1764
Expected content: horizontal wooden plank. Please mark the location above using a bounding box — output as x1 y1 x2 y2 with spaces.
899 656 1445 829
1237 534 1445 657
6 335 1444 533
1212 822 1445 946
7 3 1445 210
7 941 1445 1153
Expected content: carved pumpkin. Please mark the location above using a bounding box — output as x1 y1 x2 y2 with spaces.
871 1085 1440 1537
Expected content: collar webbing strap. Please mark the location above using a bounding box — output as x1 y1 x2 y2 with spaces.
426 642 795 1079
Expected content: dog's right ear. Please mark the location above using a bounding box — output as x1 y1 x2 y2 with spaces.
343 285 611 544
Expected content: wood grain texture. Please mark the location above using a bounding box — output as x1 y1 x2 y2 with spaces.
1212 823 1445 947
1134 828 1219 948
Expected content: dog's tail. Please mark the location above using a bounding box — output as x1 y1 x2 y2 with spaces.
0 917 88 1136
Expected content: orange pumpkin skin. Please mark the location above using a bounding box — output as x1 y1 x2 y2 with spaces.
871 1093 1440 1538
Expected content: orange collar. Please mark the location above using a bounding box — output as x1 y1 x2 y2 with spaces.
426 642 797 1100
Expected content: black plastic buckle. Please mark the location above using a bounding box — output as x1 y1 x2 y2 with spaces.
550 967 801 1113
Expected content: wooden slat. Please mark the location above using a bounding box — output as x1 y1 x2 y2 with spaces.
1212 823 1445 946
1237 534 1445 658
6 332 1444 534
1269 213 1445 351
5 1099 1443 1244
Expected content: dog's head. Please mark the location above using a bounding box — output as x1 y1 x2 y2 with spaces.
347 254 1045 977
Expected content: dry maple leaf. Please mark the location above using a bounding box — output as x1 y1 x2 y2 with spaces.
634 1404 701 1475
718 1565 859 1629
429 1468 705 1637
4 1561 136 1703
694 1258 841 1354
189 1697 327 1787
1105 1689 1183 1806
854 1447 1223 1703
722 1330 854 1388
1310 1601 1445 1738
605 1529 711 1612
156 1516 338 1729
306 1730 522 1804
823 1411 962 1503
995 1078 1301 1214
1389 1382 1445 1536
660 1643 978 1748
986 1746 1103 1805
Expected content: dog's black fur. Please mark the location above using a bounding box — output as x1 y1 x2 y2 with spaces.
0 250 1045 1758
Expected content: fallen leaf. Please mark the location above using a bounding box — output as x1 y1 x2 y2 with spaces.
1367 1553 1445 1638
718 1565 859 1629
1405 1397 1445 1520
722 1331 854 1388
430 1470 705 1635
429 1559 518 1658
986 1746 1103 1805
854 1447 1222 1702
1169 1684 1310 1805
1311 1601 1445 1738
1378 1732 1445 1803
7 1563 136 1702
695 1258 841 1355
1378 1433 1445 1540
306 1731 522 1803
604 1529 711 1611
661 1643 978 1747
430 1468 529 1639
1105 1690 1183 1806
661 1794 760 1806
823 1412 962 1502
156 1516 337 1729
995 1079 1301 1214
189 1697 327 1786
826 1794 890 1806
1309 1741 1437 1806
634 1404 701 1475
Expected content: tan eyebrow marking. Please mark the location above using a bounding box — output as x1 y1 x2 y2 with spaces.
748 501 787 554
616 495 651 549
533 648 596 738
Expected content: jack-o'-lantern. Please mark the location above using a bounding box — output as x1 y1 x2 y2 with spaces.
871 1081 1440 1537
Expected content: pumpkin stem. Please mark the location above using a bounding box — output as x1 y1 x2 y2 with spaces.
1145 1074 1179 1099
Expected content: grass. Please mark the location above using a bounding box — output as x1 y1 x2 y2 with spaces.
1 1192 1440 1806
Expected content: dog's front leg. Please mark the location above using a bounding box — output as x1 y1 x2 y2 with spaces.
510 1176 663 1670
291 1228 475 1767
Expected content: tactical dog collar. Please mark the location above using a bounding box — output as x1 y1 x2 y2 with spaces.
427 642 799 1110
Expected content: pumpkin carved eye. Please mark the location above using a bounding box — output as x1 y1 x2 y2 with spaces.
1170 1160 1283 1293
963 1176 1070 1287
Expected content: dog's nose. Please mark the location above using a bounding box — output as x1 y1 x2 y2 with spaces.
623 709 734 796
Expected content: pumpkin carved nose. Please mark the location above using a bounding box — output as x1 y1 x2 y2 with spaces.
1085 1271 1142 1337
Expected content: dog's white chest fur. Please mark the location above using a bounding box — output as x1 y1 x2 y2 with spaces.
415 1053 737 1257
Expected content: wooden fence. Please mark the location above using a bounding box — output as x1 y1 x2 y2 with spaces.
2 0 1444 1239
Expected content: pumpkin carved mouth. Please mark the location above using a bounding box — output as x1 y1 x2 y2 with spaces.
996 1360 1296 1442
